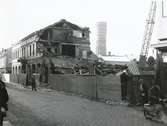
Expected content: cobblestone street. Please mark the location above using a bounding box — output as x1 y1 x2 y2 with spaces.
5 83 166 126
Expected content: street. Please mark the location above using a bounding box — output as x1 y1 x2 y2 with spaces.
6 84 166 126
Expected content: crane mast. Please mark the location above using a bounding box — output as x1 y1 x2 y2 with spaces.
139 1 157 66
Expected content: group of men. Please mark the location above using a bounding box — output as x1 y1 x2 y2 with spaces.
120 69 164 105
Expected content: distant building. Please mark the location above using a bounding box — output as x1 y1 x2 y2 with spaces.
96 22 107 56
0 48 12 74
99 55 130 65
11 19 95 82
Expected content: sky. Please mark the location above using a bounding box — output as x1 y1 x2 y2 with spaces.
0 0 165 59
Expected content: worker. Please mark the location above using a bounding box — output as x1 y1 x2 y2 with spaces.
120 70 128 102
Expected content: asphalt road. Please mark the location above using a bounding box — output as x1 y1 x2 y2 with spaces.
6 84 166 126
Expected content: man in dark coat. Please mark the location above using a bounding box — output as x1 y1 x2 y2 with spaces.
139 79 148 105
31 75 37 91
0 79 9 126
148 85 163 105
120 70 128 101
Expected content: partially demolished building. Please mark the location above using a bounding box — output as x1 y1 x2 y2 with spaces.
11 19 97 82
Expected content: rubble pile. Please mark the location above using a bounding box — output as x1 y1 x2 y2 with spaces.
95 62 128 76
50 56 128 76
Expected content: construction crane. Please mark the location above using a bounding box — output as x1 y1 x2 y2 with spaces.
127 1 157 75
139 1 157 67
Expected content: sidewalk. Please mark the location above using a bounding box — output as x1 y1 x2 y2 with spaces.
5 81 53 92
5 81 130 107
3 121 12 126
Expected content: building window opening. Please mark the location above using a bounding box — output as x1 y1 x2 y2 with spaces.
19 66 21 74
13 67 14 74
62 45 75 57
15 66 17 74
32 44 35 56
73 30 82 38
30 45 32 56
22 48 24 57
23 47 25 57
32 64 36 73
17 51 19 58
47 48 51 52
37 64 41 73
82 32 85 38
40 30 49 40
55 48 58 54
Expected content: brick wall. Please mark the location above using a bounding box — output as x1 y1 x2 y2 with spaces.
6 73 122 101
97 76 121 101
127 75 154 104
48 75 97 98
48 74 121 101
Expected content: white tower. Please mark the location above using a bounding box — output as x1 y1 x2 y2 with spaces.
96 22 107 56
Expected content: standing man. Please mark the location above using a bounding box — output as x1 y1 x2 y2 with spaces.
31 75 37 91
120 70 128 102
0 79 9 126
139 79 148 105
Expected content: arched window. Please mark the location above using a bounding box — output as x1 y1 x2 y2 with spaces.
15 66 17 74
13 67 14 74
30 45 32 56
19 66 21 74
37 64 41 73
32 64 36 73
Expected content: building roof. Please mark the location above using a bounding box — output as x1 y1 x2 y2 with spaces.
151 42 167 50
14 19 89 45
99 55 130 65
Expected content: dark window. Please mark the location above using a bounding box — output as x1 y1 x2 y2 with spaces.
40 30 49 40
82 32 85 38
62 45 75 57
47 48 51 52
32 64 36 73
32 44 35 56
19 66 21 73
55 48 58 53
15 66 17 74
30 45 31 56
23 47 25 57
13 67 14 74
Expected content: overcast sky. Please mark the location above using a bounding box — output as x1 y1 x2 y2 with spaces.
0 0 165 58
